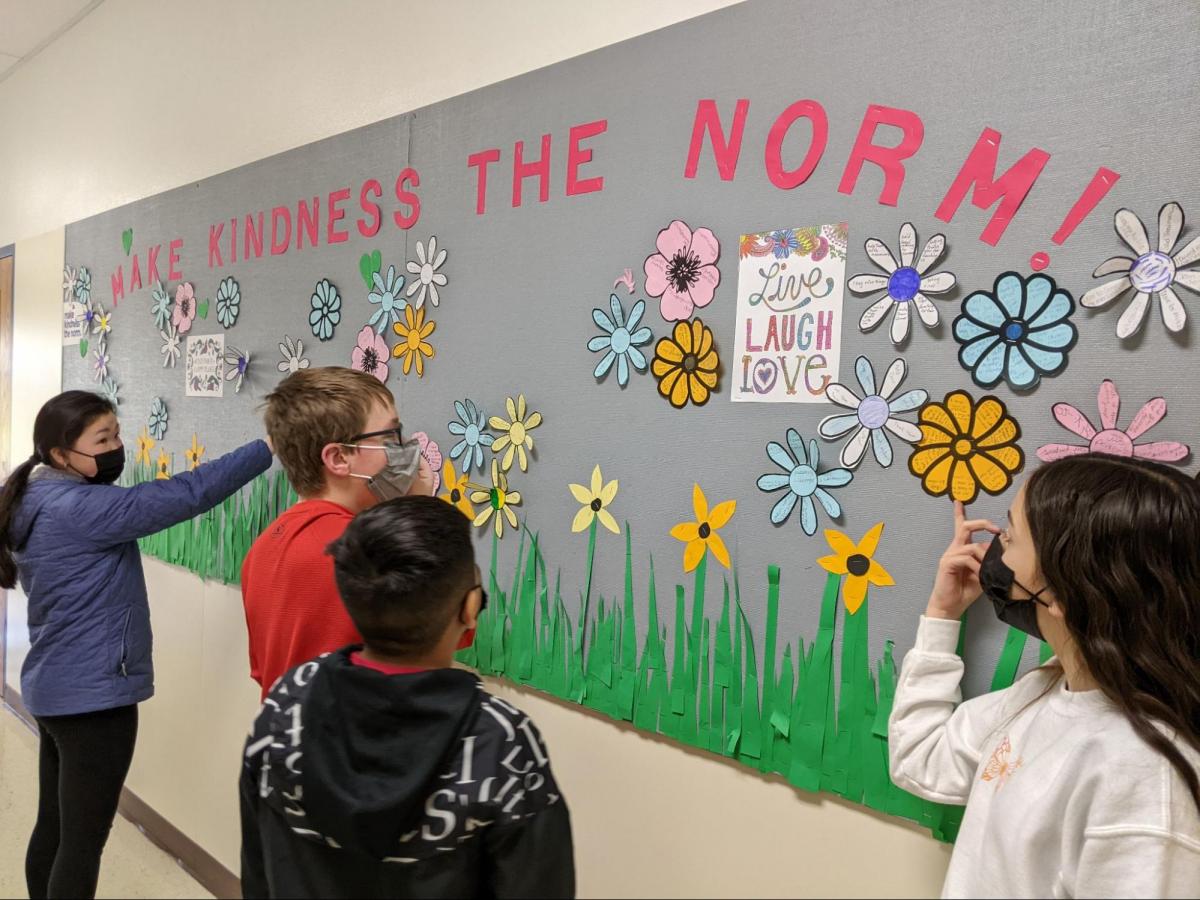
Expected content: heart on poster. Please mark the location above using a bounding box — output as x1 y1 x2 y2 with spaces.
753 359 778 393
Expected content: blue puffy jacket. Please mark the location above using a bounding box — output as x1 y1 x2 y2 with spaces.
11 440 272 717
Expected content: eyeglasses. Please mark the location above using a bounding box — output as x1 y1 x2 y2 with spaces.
343 426 404 446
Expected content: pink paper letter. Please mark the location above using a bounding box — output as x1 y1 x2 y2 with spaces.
684 99 749 181
512 134 552 207
838 104 925 206
765 100 828 190
566 120 607 196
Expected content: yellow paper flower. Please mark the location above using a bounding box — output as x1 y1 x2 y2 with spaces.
470 459 522 538
155 449 171 480
185 433 205 471
391 305 436 376
489 394 543 472
669 483 735 572
135 427 155 467
569 465 619 534
817 523 894 615
908 390 1024 504
440 458 474 519
651 319 720 409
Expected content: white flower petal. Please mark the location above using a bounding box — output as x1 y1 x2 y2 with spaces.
898 223 917 267
1157 287 1187 332
1116 291 1151 339
878 358 907 399
1173 233 1200 268
840 426 870 469
1115 208 1150 256
1173 268 1200 294
913 293 940 327
859 295 894 332
1081 276 1132 309
1093 256 1133 277
883 418 922 443
1158 202 1184 255
865 238 898 273
433 248 447 269
914 233 946 275
848 273 889 294
918 271 956 294
889 301 911 344
824 383 862 410
415 241 427 265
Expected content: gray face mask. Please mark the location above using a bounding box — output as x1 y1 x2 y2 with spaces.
345 437 422 502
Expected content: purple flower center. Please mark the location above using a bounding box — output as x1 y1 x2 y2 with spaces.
667 250 701 293
887 267 920 301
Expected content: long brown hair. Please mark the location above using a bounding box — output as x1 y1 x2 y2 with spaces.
1024 454 1200 808
0 390 115 588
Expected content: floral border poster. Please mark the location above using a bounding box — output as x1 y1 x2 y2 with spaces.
185 334 225 398
731 223 848 403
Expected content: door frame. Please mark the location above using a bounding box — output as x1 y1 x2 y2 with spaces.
0 243 14 706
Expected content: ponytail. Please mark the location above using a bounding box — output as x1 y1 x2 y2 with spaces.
0 455 39 589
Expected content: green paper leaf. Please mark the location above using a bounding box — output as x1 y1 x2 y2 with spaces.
122 228 133 256
197 299 210 319
359 249 381 289
79 338 88 358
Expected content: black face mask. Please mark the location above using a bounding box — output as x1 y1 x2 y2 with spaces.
69 446 126 485
979 536 1051 641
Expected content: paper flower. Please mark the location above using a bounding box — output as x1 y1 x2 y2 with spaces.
135 427 155 468
91 303 111 336
309 279 341 341
148 397 169 441
569 465 619 534
470 459 521 539
62 265 78 301
92 345 109 382
1037 379 1189 463
159 324 181 368
224 347 250 393
215 276 241 328
351 325 389 382
817 523 894 615
172 283 197 334
277 335 310 374
670 484 735 572
100 377 120 407
75 267 92 305
185 433 205 470
651 318 719 409
489 394 542 472
849 223 957 344
368 265 406 334
953 272 1077 391
589 294 653 386
819 356 927 468
909 391 1024 504
448 399 494 474
150 281 172 330
1081 203 1200 338
405 237 448 308
440 459 474 519
415 432 442 493
155 449 171 480
391 306 435 376
756 429 852 534
643 220 721 321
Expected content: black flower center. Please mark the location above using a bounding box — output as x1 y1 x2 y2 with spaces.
590 498 602 511
667 250 701 293
451 489 461 503
682 353 698 373
180 298 191 316
847 554 870 577
362 347 379 372
698 522 711 539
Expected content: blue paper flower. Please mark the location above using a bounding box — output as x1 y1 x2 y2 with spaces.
448 399 495 475
588 294 653 386
215 276 241 328
150 281 172 330
756 429 852 534
75 267 92 305
100 376 120 407
310 279 341 341
368 265 406 334
148 397 169 441
953 271 1077 391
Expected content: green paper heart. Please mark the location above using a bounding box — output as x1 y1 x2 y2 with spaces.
197 299 209 319
359 250 381 289
80 338 89 358
121 228 133 256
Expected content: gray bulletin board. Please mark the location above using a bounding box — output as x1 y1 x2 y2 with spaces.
61 0 1200 835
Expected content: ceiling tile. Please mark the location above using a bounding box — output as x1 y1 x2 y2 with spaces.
0 0 94 58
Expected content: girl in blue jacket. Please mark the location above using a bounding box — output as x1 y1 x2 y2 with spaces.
0 390 272 900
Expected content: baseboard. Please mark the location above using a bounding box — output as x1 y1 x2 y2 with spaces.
2 692 241 900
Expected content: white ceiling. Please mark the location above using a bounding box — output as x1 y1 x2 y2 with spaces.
0 0 103 82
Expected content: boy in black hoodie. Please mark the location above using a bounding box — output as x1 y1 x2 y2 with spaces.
239 495 575 899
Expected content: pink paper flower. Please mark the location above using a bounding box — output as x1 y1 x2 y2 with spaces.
415 432 443 493
1037 379 1189 463
643 219 721 321
172 283 197 334
350 325 389 382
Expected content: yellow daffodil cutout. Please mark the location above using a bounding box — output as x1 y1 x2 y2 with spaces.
470 459 522 538
908 390 1024 504
135 426 155 467
817 523 894 615
489 394 543 472
391 305 436 376
569 465 619 534
185 433 205 471
155 449 171 480
670 483 735 572
440 458 474 519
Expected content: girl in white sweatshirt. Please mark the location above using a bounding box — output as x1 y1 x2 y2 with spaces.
889 455 1200 899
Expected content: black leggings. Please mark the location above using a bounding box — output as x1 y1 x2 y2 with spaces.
25 704 139 900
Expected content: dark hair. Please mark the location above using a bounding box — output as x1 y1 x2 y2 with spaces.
327 495 476 656
1024 454 1200 808
0 391 116 588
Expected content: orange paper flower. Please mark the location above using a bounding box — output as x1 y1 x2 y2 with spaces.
670 483 735 571
391 305 436 376
908 390 1023 504
439 459 474 519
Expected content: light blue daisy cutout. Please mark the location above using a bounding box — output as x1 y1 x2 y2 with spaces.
953 271 1077 391
310 279 341 341
150 281 172 330
447 399 495 475
148 397 169 440
368 265 406 334
75 266 92 305
588 294 653 386
756 429 852 534
215 276 241 328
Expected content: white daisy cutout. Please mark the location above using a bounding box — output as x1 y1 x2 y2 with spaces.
160 324 181 368
1080 203 1200 338
405 236 448 309
848 223 957 344
819 355 928 469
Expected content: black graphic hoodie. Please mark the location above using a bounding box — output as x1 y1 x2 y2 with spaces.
239 648 575 899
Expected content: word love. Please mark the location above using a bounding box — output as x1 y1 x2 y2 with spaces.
738 351 831 397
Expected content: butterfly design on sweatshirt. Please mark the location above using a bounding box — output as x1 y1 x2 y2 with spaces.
981 736 1023 789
